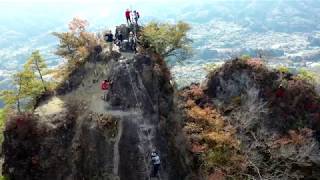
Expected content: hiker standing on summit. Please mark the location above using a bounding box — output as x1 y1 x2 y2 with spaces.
133 10 140 25
125 9 131 25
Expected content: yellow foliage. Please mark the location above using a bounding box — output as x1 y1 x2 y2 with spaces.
141 21 192 58
184 122 204 134
203 63 220 73
53 18 102 77
204 131 240 149
202 146 246 174
278 66 290 74
240 54 251 61
76 46 90 62
296 68 317 83
187 106 225 130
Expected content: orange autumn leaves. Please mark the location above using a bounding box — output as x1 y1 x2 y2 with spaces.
180 84 245 176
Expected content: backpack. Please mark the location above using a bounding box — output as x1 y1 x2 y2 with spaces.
104 34 109 41
137 12 140 18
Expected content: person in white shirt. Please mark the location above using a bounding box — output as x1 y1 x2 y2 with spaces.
151 151 161 177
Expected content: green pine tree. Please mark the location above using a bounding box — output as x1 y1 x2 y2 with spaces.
25 50 48 91
0 52 48 113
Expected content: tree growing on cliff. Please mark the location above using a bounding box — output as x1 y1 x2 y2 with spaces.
140 21 192 59
25 50 49 91
1 71 32 113
0 53 50 113
53 17 100 74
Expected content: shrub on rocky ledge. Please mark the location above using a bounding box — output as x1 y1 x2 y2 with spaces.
180 84 246 178
205 58 320 133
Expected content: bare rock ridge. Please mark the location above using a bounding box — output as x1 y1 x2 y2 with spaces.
2 48 191 179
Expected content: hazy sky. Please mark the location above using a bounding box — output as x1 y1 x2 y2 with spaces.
0 0 191 19
1 0 319 34
0 0 204 32
0 0 196 3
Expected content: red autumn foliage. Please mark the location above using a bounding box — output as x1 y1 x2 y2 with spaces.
6 113 39 133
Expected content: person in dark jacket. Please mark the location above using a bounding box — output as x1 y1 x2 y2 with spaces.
104 30 114 53
115 30 123 47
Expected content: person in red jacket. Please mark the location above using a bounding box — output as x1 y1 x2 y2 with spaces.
101 80 113 100
125 9 131 25
275 84 285 98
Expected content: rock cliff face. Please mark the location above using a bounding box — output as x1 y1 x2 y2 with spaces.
5 50 320 179
2 50 191 180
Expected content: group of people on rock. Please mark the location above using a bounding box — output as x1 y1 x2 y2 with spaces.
103 8 140 54
101 8 142 100
125 9 140 26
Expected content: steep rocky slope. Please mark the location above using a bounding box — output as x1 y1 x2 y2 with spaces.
2 50 191 180
179 58 320 179
3 48 320 180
